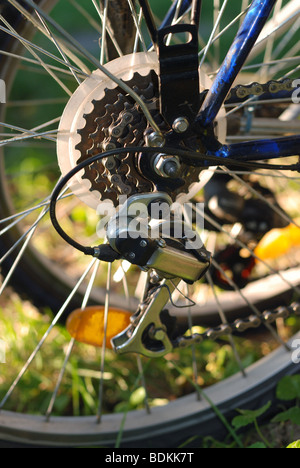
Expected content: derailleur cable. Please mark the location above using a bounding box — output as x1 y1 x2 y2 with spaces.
49 146 300 258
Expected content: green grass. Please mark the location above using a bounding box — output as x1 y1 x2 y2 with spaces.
1 289 299 448
0 285 267 417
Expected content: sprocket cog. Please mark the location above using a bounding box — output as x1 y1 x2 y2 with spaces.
75 70 203 206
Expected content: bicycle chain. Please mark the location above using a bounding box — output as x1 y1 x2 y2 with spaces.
174 301 300 348
170 76 300 348
226 77 296 102
176 76 300 345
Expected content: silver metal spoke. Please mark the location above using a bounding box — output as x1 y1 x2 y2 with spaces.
21 0 161 134
259 0 283 81
8 0 91 77
0 13 73 96
45 259 100 421
35 10 82 85
221 166 300 229
0 129 57 146
97 262 111 423
127 0 147 53
0 257 97 410
205 270 246 377
0 49 85 80
0 206 48 296
0 24 90 77
96 0 108 65
210 257 291 349
271 16 300 61
185 283 201 400
199 0 229 67
269 43 300 76
193 203 300 297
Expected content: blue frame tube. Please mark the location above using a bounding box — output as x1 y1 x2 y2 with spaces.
197 0 277 128
211 135 300 162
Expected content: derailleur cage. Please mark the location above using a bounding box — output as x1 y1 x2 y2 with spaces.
105 192 211 357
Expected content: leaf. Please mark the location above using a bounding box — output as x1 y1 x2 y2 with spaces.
232 401 271 429
248 442 267 448
276 375 300 401
287 440 300 448
272 406 300 425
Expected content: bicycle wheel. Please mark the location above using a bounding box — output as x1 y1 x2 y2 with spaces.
0 0 300 448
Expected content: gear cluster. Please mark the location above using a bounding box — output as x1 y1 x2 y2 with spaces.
76 71 163 206
75 70 203 206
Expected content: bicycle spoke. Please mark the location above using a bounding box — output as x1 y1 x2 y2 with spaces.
0 0 299 447
1 12 73 96
8 0 92 76
45 258 100 420
210 257 291 349
205 270 246 377
0 256 98 410
0 23 90 76
97 262 111 423
259 0 283 81
185 283 202 399
0 129 57 147
35 10 82 85
0 49 85 80
193 203 300 297
20 0 160 133
198 4 250 61
221 166 300 228
199 0 228 67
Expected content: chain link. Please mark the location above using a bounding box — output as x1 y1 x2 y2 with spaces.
226 77 296 102
167 77 300 349
174 302 300 348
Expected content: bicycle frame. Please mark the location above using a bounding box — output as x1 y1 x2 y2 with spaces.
140 0 300 165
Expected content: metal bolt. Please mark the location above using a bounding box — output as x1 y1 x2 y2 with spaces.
139 239 148 247
149 326 166 341
149 270 161 283
128 252 135 260
153 328 165 341
172 117 189 133
157 238 166 248
163 160 180 177
154 154 181 178
146 131 165 147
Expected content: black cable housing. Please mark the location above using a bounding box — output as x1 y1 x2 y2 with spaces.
49 145 300 257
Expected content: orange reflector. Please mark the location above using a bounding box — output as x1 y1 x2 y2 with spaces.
254 221 300 261
66 306 131 348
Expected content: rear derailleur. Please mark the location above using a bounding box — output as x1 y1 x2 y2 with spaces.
104 191 211 357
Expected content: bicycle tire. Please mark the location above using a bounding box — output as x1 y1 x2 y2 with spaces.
0 0 300 449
